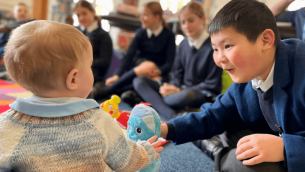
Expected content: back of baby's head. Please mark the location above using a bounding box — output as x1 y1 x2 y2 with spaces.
209 0 280 47
4 20 89 95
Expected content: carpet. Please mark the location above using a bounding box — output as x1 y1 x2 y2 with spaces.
0 79 32 113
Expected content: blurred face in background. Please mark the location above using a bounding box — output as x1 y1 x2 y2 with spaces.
140 6 160 30
14 4 29 21
179 9 205 42
75 6 95 28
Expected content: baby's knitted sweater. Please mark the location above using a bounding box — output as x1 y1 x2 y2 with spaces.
0 98 155 172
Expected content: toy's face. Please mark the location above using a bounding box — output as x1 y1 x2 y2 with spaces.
127 116 155 142
101 101 120 118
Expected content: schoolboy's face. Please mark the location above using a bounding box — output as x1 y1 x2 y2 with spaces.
78 44 94 98
14 5 29 21
179 10 205 41
211 27 266 83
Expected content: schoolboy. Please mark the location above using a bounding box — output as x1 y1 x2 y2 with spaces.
0 20 162 172
160 0 305 171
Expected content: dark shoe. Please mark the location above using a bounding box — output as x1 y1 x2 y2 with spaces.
176 110 188 117
121 90 143 107
192 135 224 160
90 85 110 100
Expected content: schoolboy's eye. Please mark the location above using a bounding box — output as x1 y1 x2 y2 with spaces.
213 49 218 52
225 45 231 49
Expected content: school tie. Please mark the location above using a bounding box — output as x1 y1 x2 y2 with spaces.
191 46 197 53
82 29 87 35
151 34 156 39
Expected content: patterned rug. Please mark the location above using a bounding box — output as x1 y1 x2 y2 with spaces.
0 79 32 113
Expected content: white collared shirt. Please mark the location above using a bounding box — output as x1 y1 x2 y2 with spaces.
147 25 163 38
251 62 275 92
27 95 83 105
80 21 99 33
188 30 209 50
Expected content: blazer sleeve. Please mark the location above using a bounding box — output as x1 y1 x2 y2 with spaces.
169 84 243 144
159 31 176 75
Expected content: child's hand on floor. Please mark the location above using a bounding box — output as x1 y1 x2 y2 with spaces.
138 135 163 159
159 83 180 97
235 134 284 165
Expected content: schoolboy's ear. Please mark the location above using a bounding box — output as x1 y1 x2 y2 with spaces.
261 29 275 51
66 68 78 90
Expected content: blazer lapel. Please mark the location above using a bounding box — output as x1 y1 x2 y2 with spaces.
273 41 292 131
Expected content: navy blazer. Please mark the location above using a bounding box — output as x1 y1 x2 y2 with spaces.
169 39 305 171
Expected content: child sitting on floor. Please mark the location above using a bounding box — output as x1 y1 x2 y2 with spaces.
161 0 305 171
0 2 30 58
0 20 162 172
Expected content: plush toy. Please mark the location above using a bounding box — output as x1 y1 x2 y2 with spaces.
100 95 129 128
127 104 161 172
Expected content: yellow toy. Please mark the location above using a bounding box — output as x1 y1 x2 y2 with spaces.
100 95 129 128
101 95 121 119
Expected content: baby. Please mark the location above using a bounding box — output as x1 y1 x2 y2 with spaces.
0 20 162 172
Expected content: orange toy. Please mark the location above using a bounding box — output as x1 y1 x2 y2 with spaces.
100 95 129 128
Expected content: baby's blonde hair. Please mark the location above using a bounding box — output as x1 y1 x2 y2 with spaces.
4 20 90 95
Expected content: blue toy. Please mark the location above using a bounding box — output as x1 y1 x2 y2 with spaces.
127 104 162 172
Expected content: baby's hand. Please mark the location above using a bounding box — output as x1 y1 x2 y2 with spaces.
235 134 284 165
139 135 163 159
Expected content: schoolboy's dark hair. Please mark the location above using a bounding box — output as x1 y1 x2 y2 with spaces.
209 0 280 47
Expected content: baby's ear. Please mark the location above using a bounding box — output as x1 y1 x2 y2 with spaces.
66 68 78 90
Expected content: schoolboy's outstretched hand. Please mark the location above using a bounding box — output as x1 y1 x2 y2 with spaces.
138 135 163 159
235 134 284 165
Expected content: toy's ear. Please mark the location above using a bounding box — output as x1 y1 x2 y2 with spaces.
142 115 155 132
111 95 121 104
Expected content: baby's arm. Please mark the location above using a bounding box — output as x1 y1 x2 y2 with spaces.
271 0 294 16
96 110 162 172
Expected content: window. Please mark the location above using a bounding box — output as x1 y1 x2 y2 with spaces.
287 0 305 11
160 0 191 13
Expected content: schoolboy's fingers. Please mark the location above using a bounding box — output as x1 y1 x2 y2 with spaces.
236 148 258 161
138 139 141 142
237 135 252 147
151 139 162 148
242 155 264 166
154 146 163 153
155 154 160 159
235 142 253 155
147 135 158 144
